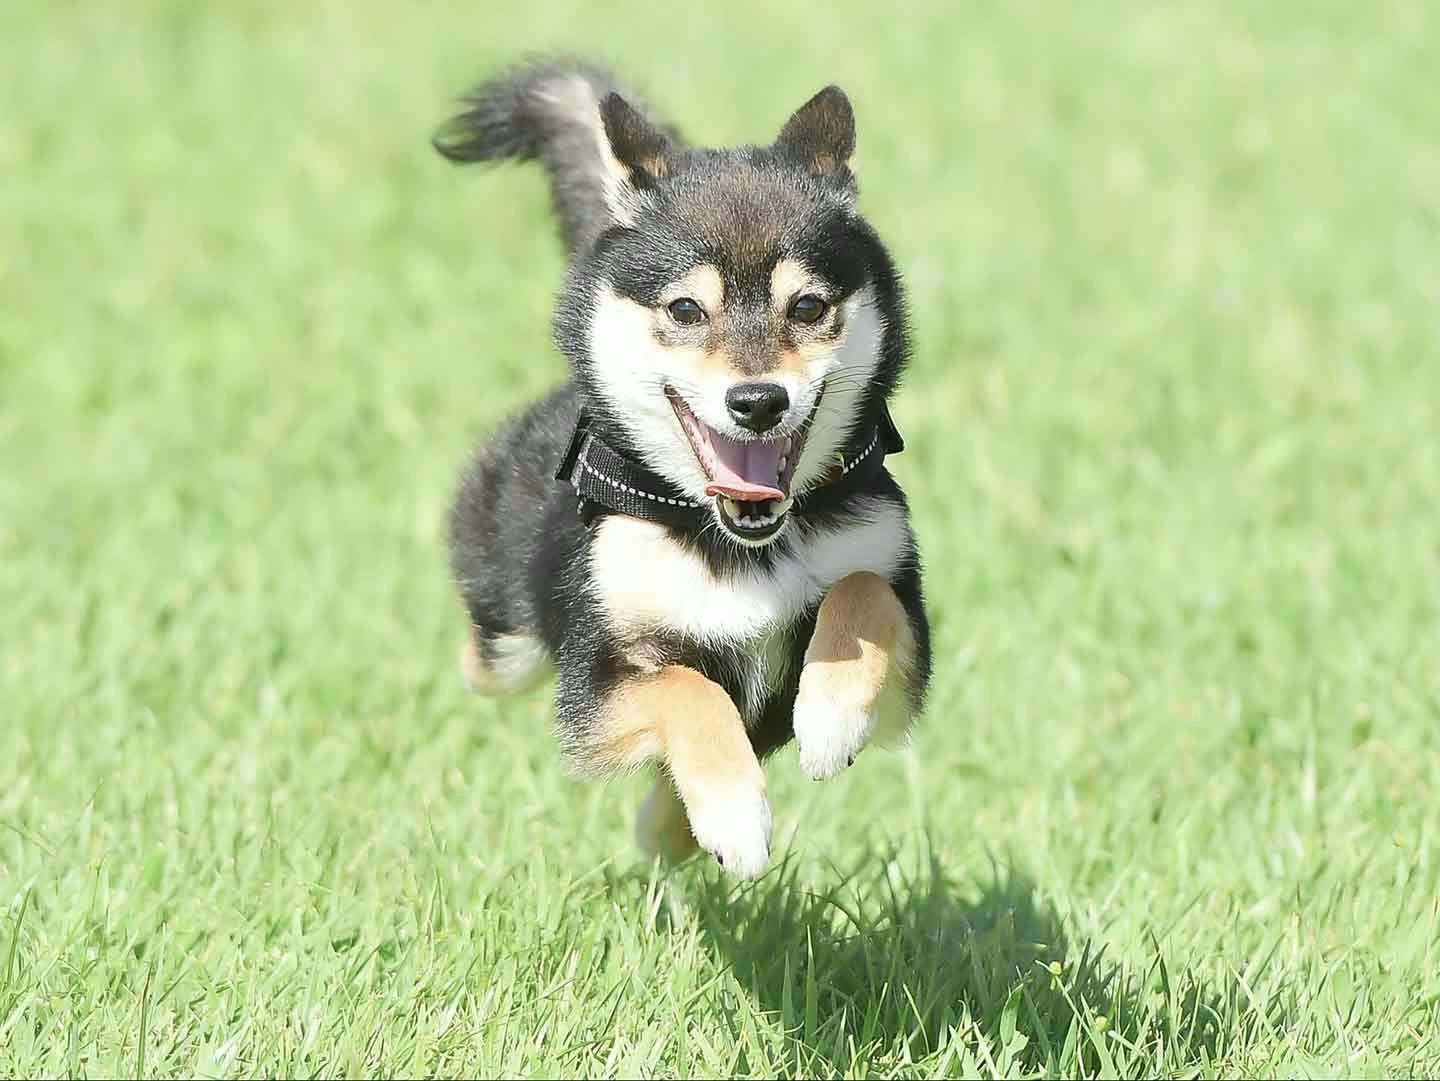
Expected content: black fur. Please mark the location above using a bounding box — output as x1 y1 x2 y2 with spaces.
439 59 930 770
435 58 680 254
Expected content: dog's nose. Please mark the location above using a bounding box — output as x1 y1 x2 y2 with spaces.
725 382 790 433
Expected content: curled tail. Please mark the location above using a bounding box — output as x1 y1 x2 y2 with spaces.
434 57 680 255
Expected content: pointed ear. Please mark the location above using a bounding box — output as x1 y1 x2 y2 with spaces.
599 91 671 188
775 85 855 177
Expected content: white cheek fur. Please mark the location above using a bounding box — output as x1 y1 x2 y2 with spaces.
587 285 712 498
789 287 885 496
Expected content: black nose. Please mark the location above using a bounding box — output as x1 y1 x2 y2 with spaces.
725 382 790 433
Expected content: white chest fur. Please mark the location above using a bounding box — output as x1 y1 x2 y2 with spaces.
586 498 912 644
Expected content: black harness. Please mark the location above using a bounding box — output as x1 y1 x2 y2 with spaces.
555 407 905 529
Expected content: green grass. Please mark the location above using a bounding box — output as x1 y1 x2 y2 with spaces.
3 0 1439 1076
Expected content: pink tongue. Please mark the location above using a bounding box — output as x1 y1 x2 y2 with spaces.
704 433 785 502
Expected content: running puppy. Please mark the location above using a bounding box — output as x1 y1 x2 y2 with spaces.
436 59 931 878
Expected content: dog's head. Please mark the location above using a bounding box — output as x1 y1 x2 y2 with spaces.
556 86 908 547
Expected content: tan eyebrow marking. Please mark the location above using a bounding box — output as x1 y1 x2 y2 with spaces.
660 265 724 312
770 259 824 308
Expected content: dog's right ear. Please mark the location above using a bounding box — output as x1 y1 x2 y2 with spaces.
597 91 672 222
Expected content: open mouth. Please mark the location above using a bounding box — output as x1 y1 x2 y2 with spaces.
666 387 815 542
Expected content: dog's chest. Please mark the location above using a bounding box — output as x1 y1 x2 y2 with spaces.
586 509 906 724
705 627 794 725
584 501 910 644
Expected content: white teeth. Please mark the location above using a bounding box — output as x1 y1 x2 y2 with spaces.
719 497 792 533
783 437 793 453
778 455 788 472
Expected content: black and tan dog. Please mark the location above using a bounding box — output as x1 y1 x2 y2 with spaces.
436 58 930 877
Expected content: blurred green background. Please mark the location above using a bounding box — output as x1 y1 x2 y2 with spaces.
2 1 1438 1076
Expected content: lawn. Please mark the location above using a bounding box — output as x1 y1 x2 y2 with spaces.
2 0 1438 1076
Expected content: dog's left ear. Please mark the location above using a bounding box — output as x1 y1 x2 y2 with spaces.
775 86 856 183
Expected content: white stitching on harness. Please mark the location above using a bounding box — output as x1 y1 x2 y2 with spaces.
580 457 699 508
840 431 880 475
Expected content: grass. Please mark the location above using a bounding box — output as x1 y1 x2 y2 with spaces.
2 0 1439 1076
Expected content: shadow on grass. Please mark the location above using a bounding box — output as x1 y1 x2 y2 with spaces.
686 845 1226 1076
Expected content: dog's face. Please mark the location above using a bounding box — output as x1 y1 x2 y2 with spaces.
557 88 906 547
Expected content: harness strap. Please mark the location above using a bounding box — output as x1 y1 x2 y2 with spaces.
555 405 904 529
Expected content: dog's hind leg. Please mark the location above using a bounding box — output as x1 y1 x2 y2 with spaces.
634 771 698 865
458 625 551 695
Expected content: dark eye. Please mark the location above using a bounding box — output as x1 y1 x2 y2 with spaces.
788 294 828 324
667 298 706 326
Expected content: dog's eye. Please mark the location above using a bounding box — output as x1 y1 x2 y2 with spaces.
788 295 828 325
667 298 707 326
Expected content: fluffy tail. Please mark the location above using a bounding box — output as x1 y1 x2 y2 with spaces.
434 57 679 255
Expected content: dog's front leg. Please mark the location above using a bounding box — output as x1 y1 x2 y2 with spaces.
794 571 919 780
595 665 771 878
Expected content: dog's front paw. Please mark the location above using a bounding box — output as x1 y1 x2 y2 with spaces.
683 786 772 879
793 691 872 781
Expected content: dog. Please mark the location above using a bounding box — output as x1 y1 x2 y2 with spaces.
434 59 931 878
